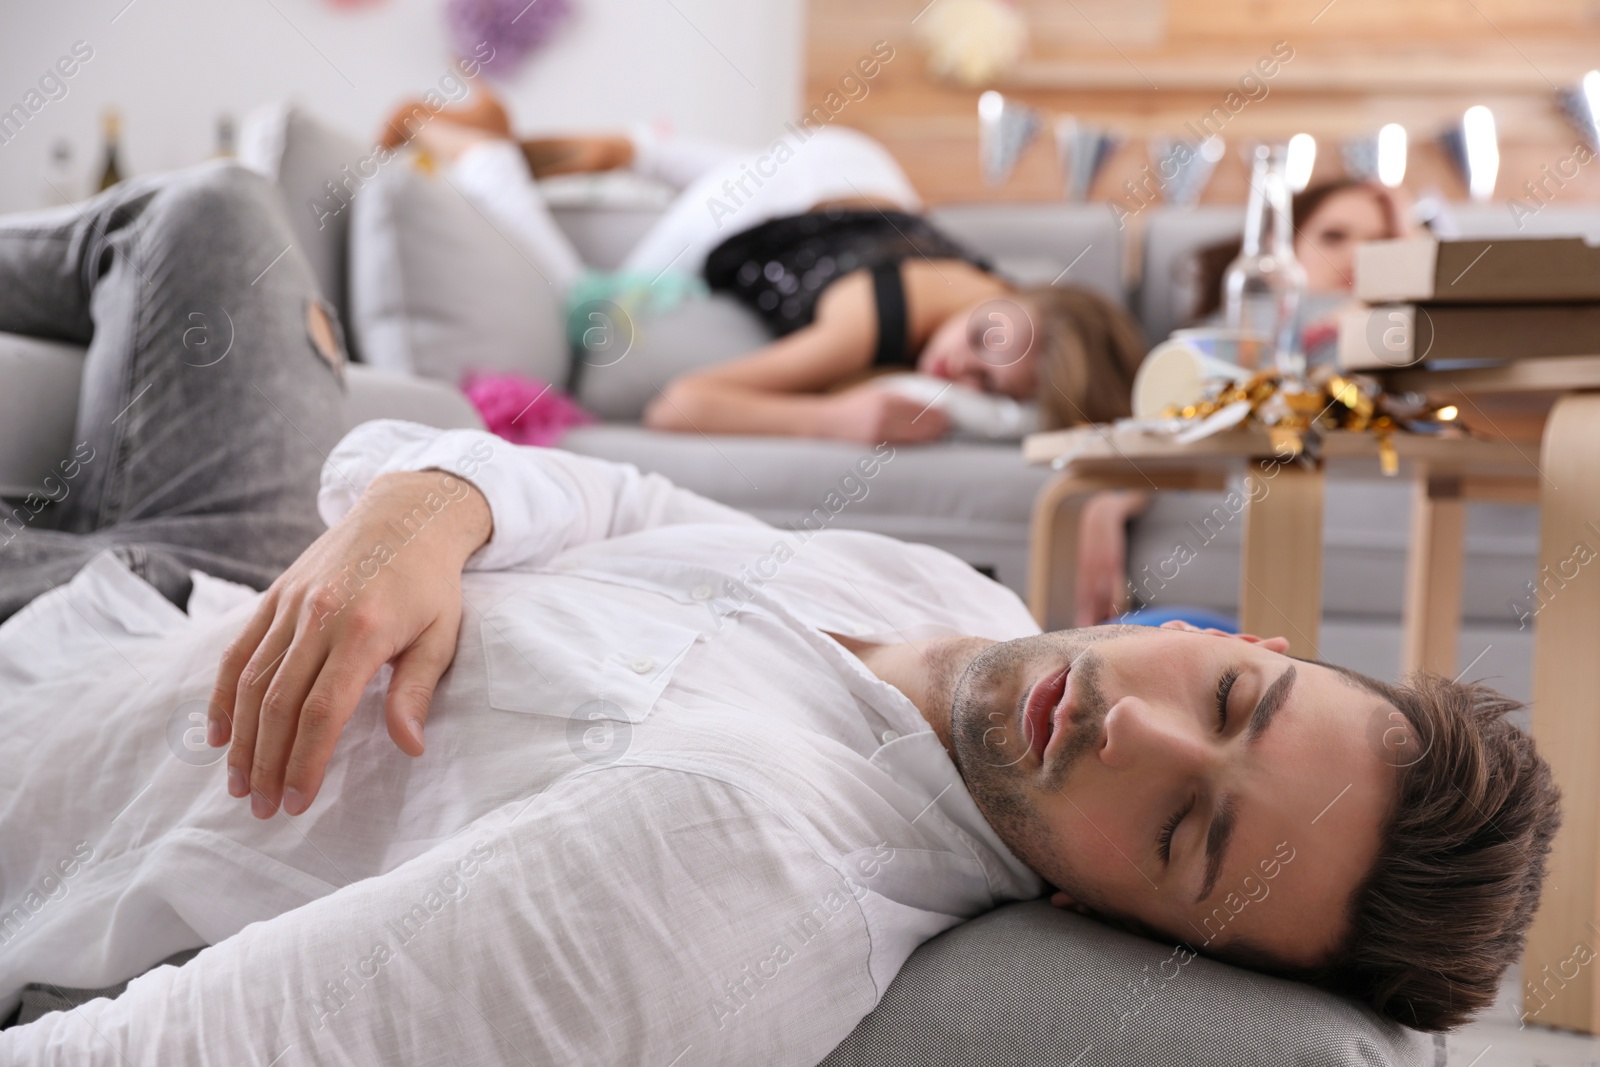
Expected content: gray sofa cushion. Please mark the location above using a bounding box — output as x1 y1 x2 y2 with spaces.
548 202 675 270
558 424 1054 593
9 908 1439 1067
347 163 568 387
926 203 1126 302
821 900 1440 1067
560 424 1050 529
1133 205 1243 344
238 102 372 352
572 293 772 421
345 364 486 431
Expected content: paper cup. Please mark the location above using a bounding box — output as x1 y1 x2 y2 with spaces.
1132 338 1252 419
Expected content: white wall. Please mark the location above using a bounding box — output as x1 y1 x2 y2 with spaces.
0 0 804 212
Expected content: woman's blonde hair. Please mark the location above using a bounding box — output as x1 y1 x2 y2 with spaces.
1020 285 1147 430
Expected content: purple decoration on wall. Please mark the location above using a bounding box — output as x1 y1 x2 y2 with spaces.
446 0 572 78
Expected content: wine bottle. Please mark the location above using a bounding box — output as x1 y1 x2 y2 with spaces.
97 109 124 192
213 113 235 159
1223 143 1308 379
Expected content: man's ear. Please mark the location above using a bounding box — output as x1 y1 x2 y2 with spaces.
1230 632 1291 654
1160 618 1290 654
1049 890 1093 915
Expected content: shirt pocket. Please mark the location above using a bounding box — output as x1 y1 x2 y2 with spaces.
479 580 701 727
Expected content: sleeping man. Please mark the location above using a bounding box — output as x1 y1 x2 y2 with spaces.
0 162 1560 1063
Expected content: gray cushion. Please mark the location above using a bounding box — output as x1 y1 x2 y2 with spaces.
345 364 486 432
548 203 675 270
8 909 1440 1067
237 102 371 353
571 294 773 421
558 424 1053 594
928 203 1126 304
347 163 568 388
559 425 1049 529
1134 205 1243 344
822 900 1440 1067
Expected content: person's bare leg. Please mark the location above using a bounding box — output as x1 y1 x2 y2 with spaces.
378 89 513 150
378 86 634 179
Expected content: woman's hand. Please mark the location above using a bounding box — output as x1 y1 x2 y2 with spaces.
822 387 952 444
1074 491 1148 627
207 469 493 819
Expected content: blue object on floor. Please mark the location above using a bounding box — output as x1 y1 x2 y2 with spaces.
1116 605 1238 632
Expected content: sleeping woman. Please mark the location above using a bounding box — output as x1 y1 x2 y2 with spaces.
379 91 1148 446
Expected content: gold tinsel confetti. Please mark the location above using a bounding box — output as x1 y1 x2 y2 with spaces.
1158 367 1465 474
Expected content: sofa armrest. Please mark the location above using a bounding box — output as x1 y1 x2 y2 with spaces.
0 334 84 499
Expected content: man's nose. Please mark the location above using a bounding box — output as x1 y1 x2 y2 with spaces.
1098 696 1212 773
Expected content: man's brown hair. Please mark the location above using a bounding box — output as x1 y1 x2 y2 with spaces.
1242 668 1561 1030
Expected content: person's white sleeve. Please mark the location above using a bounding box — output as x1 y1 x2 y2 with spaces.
445 139 585 293
0 769 881 1066
316 418 765 572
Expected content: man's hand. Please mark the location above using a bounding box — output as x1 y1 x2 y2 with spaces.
207 469 493 819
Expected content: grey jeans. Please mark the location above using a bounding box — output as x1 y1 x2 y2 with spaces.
0 161 348 621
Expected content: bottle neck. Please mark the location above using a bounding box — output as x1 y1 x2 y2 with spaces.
1241 150 1295 258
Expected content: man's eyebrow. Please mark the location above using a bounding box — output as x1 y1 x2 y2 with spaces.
1245 664 1296 745
1196 794 1237 903
1195 665 1297 903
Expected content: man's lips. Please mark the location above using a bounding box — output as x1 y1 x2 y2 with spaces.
1022 665 1071 764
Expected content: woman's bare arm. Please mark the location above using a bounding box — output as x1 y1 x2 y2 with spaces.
644 273 952 443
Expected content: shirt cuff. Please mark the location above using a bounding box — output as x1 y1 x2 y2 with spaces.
317 419 561 573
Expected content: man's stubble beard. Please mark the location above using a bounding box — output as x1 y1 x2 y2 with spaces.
946 630 1120 894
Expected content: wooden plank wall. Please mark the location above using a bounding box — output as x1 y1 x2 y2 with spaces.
804 0 1600 211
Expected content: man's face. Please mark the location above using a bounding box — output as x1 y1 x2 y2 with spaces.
945 623 1396 967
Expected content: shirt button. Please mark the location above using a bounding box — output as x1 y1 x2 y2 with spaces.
630 656 656 674
880 730 899 744
691 584 713 601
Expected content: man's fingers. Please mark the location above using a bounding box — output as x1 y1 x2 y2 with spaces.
249 628 332 819
383 620 460 759
225 614 296 805
208 593 278 750
280 642 391 816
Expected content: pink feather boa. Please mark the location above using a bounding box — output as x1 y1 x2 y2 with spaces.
460 371 595 446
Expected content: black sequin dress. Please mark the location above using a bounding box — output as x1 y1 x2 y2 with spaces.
702 208 991 366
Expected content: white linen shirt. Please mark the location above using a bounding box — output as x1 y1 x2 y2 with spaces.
0 419 1044 1065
